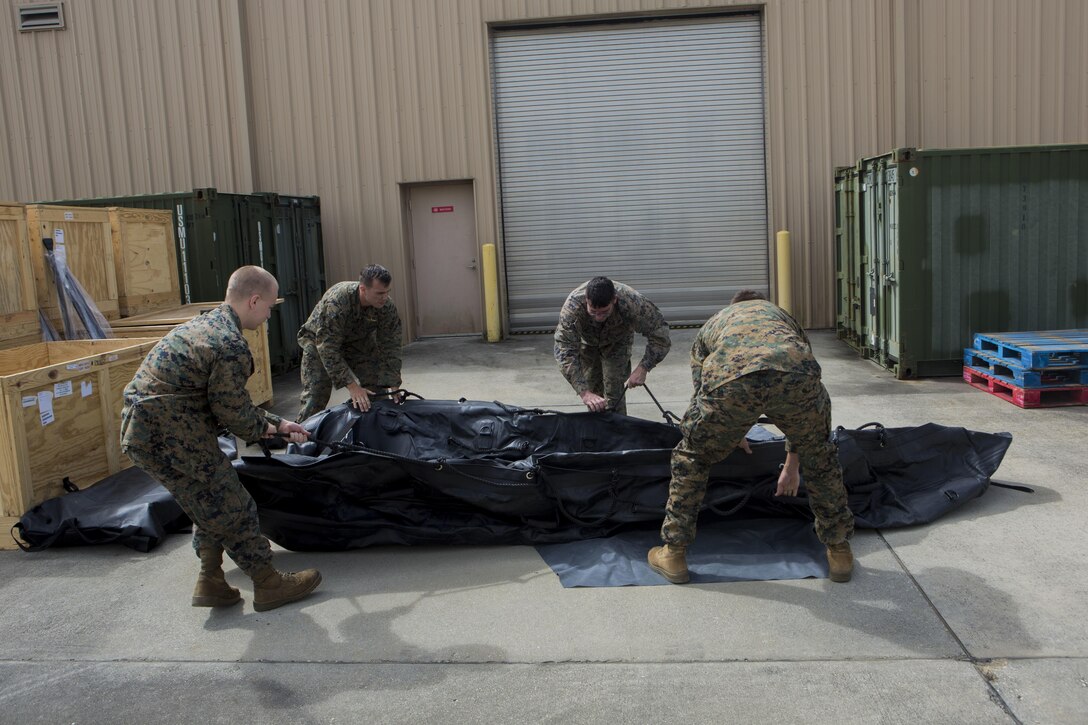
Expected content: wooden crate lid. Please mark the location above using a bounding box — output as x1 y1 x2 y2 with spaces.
0 338 159 383
108 207 174 222
26 205 111 223
111 302 224 327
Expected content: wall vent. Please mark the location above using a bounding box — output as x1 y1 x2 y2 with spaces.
18 3 65 32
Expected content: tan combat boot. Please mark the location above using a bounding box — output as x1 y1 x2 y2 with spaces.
826 540 854 583
191 545 242 607
647 544 690 584
251 565 322 612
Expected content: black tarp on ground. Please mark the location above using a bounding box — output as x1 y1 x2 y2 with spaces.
234 400 1013 553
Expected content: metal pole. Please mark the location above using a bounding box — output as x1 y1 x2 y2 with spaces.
481 242 501 342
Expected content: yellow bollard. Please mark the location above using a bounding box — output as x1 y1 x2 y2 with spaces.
775 230 792 314
481 243 501 342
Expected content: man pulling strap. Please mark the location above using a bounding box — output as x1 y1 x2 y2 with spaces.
121 266 322 611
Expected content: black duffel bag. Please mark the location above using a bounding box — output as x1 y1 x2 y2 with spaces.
11 466 191 553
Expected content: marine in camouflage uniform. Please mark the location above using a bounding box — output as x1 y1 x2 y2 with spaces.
649 290 855 584
121 266 320 611
554 277 671 415
296 265 403 422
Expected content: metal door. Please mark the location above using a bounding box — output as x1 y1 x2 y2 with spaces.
834 166 862 349
880 165 901 363
407 182 483 336
860 163 882 354
491 15 768 330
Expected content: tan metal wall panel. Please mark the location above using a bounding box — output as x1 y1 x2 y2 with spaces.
904 0 1088 149
0 0 253 201
3 0 1087 332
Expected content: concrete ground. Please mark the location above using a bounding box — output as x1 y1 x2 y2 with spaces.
2 330 1087 724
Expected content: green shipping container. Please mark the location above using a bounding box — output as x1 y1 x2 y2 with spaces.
245 193 326 374
852 144 1088 379
48 189 325 375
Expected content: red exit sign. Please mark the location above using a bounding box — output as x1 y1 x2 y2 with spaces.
431 205 454 213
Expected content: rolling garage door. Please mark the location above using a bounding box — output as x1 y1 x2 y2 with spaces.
491 14 768 331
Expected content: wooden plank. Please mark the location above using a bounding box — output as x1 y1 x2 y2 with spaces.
112 300 283 328
111 301 225 327
22 369 111 507
109 207 182 317
0 343 51 375
0 203 39 345
245 323 274 407
0 387 35 520
0 338 158 518
25 205 120 329
0 332 44 352
1 516 25 551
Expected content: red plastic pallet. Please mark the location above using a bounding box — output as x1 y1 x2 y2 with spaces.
963 367 1088 408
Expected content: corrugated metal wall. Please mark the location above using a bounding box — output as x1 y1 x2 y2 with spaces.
2 0 1086 332
0 0 254 200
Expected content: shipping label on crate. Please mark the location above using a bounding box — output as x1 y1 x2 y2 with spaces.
81 380 92 397
54 229 66 264
54 380 73 398
37 391 54 426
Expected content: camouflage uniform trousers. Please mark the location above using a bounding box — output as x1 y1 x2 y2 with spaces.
296 339 390 422
124 440 273 576
661 370 854 547
581 339 633 416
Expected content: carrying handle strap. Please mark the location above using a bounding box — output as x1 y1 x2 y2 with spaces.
837 422 887 447
705 488 754 517
263 431 373 457
990 481 1035 494
370 388 424 403
704 480 771 517
10 522 36 552
9 518 130 552
539 469 620 527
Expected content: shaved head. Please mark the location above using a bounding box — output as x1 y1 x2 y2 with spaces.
226 266 277 302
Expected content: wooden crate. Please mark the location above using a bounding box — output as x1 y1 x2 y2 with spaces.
25 205 119 331
111 303 273 406
0 338 159 523
0 203 39 349
109 207 182 317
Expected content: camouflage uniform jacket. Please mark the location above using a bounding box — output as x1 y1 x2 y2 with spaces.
554 280 671 394
297 281 403 389
121 304 280 448
692 299 822 394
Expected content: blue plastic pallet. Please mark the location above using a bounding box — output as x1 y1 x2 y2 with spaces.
964 348 1088 388
972 330 1088 369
